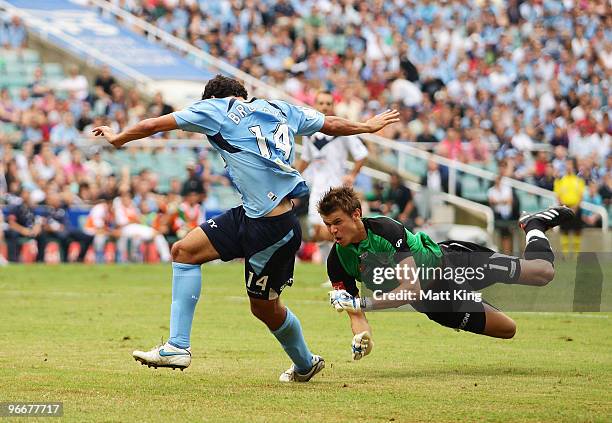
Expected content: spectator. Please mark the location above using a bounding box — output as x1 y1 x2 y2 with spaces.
599 173 612 207
415 120 438 144
464 130 490 165
174 190 204 239
149 92 173 117
552 146 568 177
31 144 60 185
436 127 465 162
83 195 116 263
383 172 422 231
3 15 26 49
57 65 89 101
421 159 449 194
366 181 385 215
488 175 514 254
533 151 548 180
113 189 171 263
28 67 50 98
510 121 534 151
84 150 113 181
13 88 33 112
4 187 43 262
550 125 570 149
181 161 205 196
50 112 79 149
94 65 117 96
62 149 88 184
582 181 603 228
536 163 555 191
39 192 94 262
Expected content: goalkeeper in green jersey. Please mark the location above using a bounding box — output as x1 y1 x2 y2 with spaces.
319 187 574 360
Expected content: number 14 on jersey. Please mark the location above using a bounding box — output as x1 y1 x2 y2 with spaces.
249 124 291 160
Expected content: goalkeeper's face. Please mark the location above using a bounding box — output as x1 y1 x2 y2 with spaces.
321 209 363 247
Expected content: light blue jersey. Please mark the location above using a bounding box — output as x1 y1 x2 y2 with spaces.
173 97 325 217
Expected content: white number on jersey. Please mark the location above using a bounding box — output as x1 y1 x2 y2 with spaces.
249 125 271 158
273 123 291 160
249 124 292 161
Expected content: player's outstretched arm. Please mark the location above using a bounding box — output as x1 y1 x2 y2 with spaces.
92 114 178 148
320 109 400 136
347 310 373 360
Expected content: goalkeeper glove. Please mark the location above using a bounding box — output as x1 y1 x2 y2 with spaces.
329 289 363 312
351 331 373 360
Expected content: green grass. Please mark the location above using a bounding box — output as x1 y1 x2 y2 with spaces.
1 264 611 422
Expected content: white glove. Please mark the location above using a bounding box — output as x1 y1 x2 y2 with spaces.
329 289 361 312
352 331 373 361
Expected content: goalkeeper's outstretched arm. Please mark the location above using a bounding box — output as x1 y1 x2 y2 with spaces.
347 309 371 336
347 310 373 361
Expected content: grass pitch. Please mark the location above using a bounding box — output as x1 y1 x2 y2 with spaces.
1 263 610 422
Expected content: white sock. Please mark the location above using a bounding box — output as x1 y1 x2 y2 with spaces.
526 229 547 243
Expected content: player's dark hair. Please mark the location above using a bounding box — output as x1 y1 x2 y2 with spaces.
315 90 333 98
317 186 362 217
201 74 248 100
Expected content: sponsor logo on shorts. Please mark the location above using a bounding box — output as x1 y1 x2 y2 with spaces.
458 312 471 330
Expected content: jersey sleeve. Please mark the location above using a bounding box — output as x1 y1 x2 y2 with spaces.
366 216 413 262
327 247 359 297
346 136 368 161
172 99 224 136
271 100 325 136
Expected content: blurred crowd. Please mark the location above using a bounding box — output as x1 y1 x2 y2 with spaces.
2 0 612 262
0 44 228 263
111 0 612 207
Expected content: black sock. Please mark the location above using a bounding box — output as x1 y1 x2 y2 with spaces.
524 236 554 264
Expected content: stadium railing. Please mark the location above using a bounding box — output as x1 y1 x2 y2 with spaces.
371 133 608 231
0 0 153 89
88 0 286 101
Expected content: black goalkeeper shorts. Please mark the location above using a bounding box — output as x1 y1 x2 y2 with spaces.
417 240 506 334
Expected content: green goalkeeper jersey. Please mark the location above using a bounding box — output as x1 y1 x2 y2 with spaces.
327 216 443 296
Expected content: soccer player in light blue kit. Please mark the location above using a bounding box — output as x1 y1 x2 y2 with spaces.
93 75 400 381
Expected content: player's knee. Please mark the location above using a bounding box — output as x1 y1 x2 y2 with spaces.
249 300 274 322
532 260 555 286
171 240 196 263
499 319 516 339
541 262 555 285
250 297 285 326
249 301 266 321
170 241 182 261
